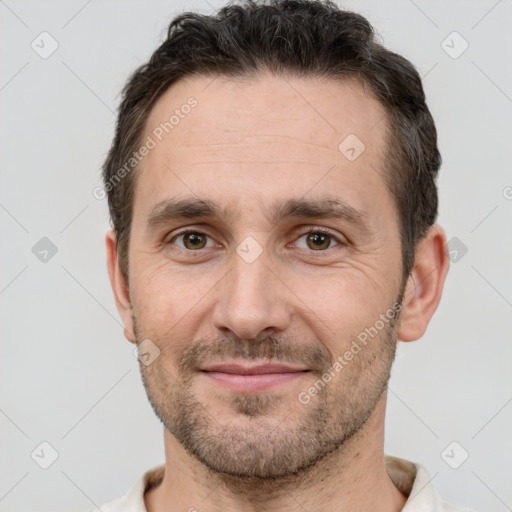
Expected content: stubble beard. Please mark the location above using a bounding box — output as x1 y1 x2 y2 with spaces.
135 293 403 482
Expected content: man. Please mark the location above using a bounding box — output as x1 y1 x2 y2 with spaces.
97 0 471 510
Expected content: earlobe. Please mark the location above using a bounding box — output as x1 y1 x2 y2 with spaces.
105 229 136 343
397 225 450 342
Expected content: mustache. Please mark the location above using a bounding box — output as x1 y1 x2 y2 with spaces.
177 334 333 376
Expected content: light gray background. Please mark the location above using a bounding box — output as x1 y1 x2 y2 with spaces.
1 1 511 511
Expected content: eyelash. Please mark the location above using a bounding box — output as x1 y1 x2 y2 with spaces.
167 227 346 252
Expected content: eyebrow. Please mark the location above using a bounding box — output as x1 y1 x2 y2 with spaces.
145 196 369 233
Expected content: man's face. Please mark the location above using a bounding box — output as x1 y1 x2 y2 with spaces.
126 73 406 479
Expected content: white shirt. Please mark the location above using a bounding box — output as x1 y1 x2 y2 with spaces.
92 455 475 512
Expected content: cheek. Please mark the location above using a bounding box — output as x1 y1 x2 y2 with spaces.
284 269 399 366
288 266 392 325
131 261 216 339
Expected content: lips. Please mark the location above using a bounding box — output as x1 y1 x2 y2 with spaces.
200 363 307 375
199 362 309 392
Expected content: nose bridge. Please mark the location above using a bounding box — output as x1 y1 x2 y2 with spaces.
212 239 291 339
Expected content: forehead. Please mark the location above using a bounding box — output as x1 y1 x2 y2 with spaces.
144 71 387 156
133 72 392 226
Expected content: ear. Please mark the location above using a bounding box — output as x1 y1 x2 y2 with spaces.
105 228 136 343
397 224 450 342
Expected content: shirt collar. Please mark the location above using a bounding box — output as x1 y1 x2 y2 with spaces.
104 454 455 511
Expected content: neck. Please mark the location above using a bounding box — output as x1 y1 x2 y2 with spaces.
145 391 407 512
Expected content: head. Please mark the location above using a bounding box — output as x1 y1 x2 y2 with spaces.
104 0 449 480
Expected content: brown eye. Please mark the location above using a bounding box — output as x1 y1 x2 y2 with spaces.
183 232 207 250
294 230 341 251
171 231 213 250
306 232 332 250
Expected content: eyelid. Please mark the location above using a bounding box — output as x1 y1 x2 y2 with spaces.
292 225 347 246
165 225 214 241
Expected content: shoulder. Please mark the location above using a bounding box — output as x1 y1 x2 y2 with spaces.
385 454 477 512
92 495 126 512
83 464 165 512
439 501 478 512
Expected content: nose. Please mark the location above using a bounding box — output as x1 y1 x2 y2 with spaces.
212 245 292 340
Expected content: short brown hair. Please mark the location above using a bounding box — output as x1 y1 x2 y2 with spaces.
102 0 441 284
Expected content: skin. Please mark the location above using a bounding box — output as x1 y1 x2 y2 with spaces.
106 72 449 512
